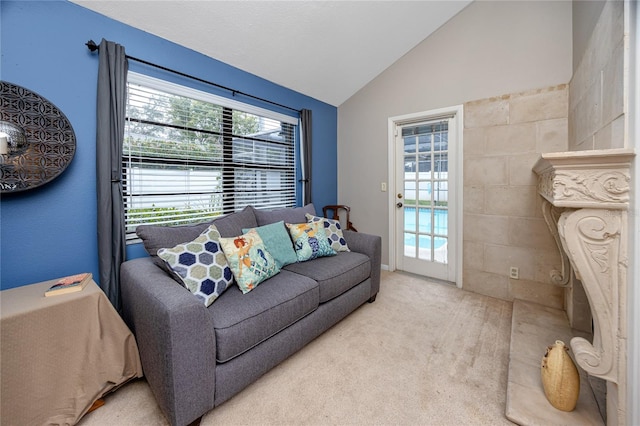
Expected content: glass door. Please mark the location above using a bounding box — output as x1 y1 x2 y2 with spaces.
396 119 452 281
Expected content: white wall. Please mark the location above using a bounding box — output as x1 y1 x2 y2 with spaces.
338 0 573 266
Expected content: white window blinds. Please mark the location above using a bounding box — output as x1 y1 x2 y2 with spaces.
123 73 298 242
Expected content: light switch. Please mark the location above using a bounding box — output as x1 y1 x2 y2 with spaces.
381 182 387 192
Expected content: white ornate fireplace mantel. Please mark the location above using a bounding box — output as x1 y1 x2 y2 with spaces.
533 148 634 423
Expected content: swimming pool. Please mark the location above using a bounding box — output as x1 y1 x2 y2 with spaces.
404 207 448 250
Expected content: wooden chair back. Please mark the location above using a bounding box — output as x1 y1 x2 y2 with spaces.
322 205 357 232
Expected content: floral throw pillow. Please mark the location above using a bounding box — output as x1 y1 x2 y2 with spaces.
157 224 234 307
305 214 350 252
286 222 337 262
219 229 280 294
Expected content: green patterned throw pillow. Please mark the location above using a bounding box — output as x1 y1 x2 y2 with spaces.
157 224 234 307
305 214 350 252
219 229 280 294
286 222 337 262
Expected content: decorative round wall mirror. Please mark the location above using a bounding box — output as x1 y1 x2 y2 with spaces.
0 81 77 193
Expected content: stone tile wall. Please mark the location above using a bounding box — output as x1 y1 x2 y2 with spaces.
569 0 625 150
463 85 568 309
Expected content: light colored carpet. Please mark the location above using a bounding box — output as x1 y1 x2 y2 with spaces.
79 271 515 426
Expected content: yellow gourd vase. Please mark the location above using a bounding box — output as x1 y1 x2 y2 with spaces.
541 340 580 411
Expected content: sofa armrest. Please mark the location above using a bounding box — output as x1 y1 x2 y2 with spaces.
120 257 216 426
343 230 382 299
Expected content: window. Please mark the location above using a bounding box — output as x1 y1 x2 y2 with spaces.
123 73 298 242
401 121 448 207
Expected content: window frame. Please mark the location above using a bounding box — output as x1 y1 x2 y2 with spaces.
123 72 299 243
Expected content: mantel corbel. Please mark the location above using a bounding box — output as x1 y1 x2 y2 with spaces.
533 148 634 385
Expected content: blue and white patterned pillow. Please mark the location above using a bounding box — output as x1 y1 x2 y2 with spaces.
305 214 350 252
158 224 234 307
286 222 337 262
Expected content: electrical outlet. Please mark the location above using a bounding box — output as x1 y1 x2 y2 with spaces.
381 182 387 192
509 266 519 280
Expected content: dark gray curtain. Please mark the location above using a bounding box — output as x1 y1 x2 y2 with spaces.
300 109 312 205
96 39 128 311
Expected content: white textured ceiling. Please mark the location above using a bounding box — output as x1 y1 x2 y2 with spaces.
71 1 472 106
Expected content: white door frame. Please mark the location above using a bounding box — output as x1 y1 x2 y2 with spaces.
387 105 463 288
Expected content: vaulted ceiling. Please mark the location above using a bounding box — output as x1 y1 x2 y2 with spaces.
70 1 472 106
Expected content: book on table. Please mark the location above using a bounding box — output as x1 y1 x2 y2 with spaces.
44 273 92 297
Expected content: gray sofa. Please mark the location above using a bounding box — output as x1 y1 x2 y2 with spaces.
120 204 382 426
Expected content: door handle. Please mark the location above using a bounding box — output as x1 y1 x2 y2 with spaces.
396 202 403 208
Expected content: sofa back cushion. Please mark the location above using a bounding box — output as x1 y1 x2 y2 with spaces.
211 205 258 237
137 221 212 258
254 203 316 226
136 205 257 259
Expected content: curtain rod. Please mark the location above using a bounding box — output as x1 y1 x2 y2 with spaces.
85 40 301 114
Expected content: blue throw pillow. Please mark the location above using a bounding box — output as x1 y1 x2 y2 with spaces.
243 221 298 268
157 224 234 307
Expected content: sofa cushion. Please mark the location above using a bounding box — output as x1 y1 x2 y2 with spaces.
242 221 297 269
219 229 280 294
135 205 257 258
137 221 211 258
212 205 258 237
254 203 316 226
306 214 350 252
208 270 319 363
283 252 370 303
157 224 234 307
286 222 336 262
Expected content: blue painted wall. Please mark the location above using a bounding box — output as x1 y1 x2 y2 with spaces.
0 0 337 290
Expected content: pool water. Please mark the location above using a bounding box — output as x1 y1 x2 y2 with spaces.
404 207 447 249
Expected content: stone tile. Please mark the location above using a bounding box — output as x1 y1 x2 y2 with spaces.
534 247 563 284
591 0 623 73
462 269 510 301
463 241 484 270
508 217 556 250
582 80 603 145
484 185 538 217
567 107 578 151
464 156 508 185
507 300 605 426
463 213 509 245
509 86 568 124
510 320 568 365
463 127 486 158
601 41 624 125
464 96 510 128
508 153 540 186
507 356 543 389
572 134 594 151
537 118 568 153
506 380 604 426
509 279 564 310
594 114 625 150
484 244 537 280
485 123 537 155
513 299 571 330
569 52 591 111
463 185 484 213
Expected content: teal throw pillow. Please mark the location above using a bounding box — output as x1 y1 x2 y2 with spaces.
286 222 337 262
219 229 280 294
157 224 234 307
242 221 297 268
